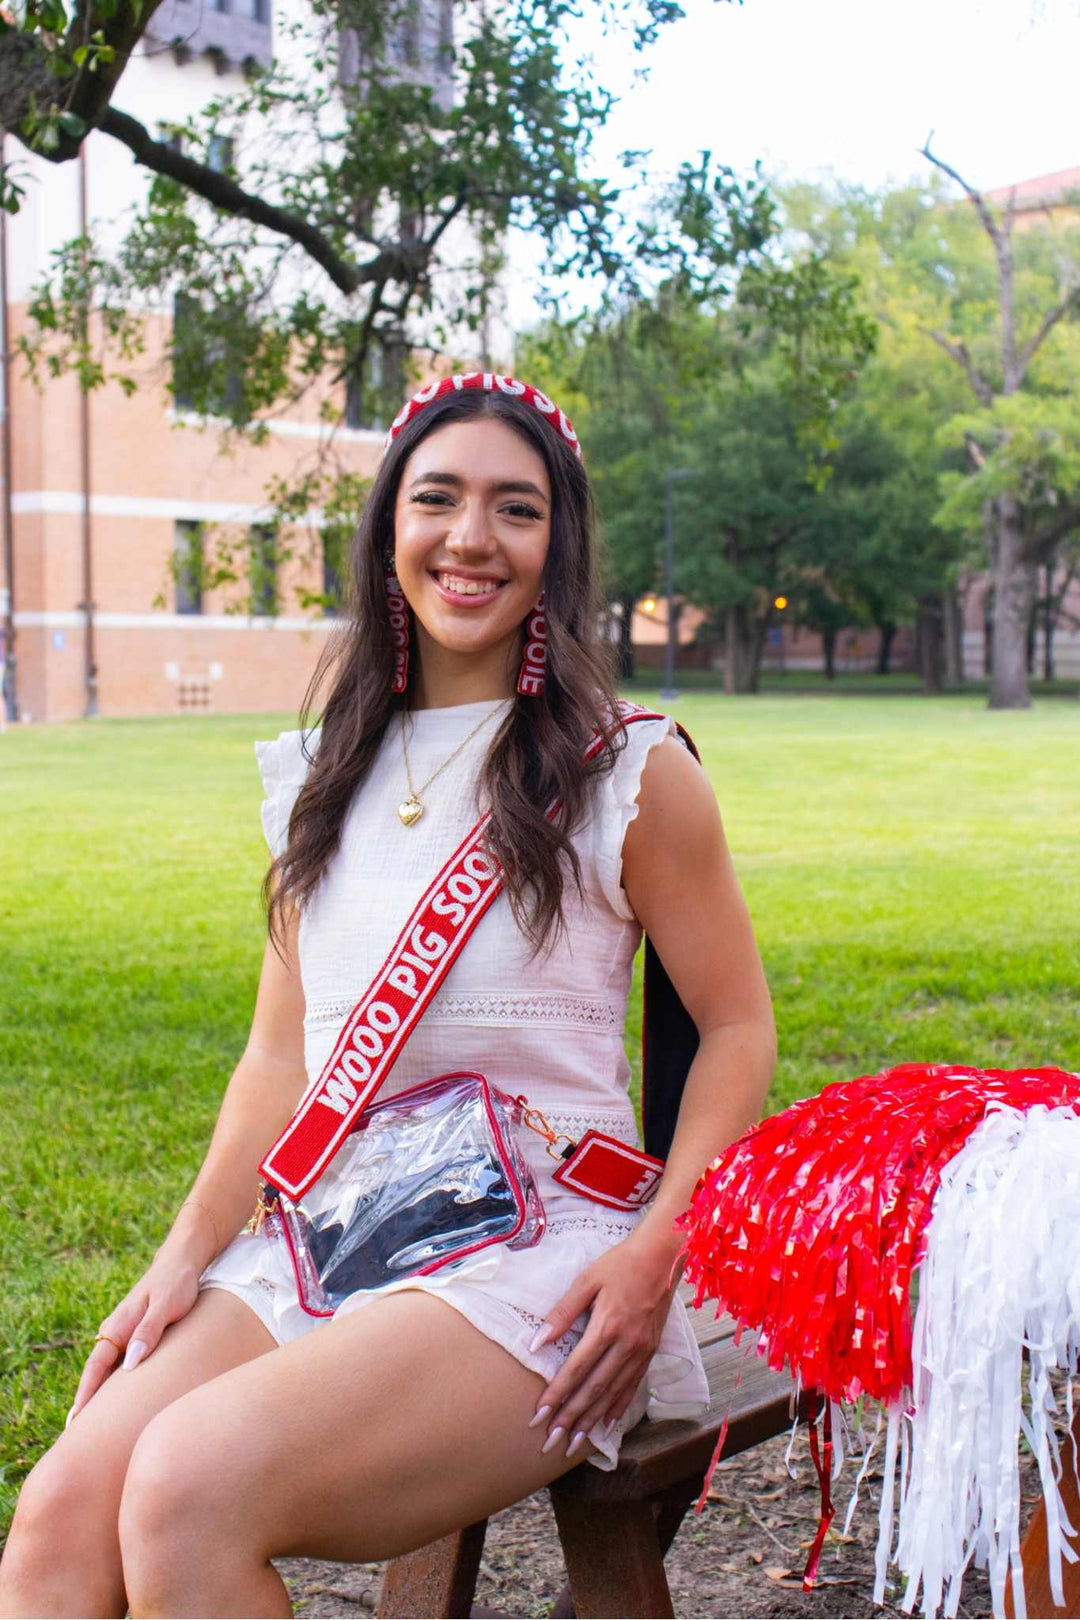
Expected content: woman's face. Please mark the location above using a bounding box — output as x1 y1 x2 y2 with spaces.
392 417 551 670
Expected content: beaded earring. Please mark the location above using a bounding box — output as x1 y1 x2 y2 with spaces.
517 596 547 697
385 571 410 694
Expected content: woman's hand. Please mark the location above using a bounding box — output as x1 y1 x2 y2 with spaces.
66 1234 205 1425
527 1222 684 1458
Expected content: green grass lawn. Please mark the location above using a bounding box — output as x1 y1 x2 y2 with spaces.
2 691 1078 1530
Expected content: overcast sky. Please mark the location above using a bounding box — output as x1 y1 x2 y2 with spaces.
507 0 1080 326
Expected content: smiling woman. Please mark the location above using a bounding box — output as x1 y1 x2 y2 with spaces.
392 422 551 695
0 376 776 1618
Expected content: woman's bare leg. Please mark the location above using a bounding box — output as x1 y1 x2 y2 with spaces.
118 1290 595 1619
0 1289 274 1619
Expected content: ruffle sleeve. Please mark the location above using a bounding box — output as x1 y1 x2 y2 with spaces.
254 729 319 859
592 713 678 922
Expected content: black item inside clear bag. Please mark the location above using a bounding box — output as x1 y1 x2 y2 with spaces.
263 1072 546 1316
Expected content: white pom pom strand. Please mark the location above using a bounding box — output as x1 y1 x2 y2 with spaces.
870 1103 1080 1618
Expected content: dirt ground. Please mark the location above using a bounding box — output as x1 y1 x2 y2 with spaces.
276 1423 1026 1619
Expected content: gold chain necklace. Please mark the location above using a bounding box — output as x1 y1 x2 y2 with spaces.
398 704 505 827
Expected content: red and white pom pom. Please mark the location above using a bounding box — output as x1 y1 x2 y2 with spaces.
679 1064 1080 1618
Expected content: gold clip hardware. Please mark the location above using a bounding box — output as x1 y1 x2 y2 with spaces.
515 1098 576 1162
245 1189 275 1236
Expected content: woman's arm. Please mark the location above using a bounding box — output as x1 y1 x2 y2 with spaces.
527 734 776 1452
70 910 307 1416
164 912 309 1273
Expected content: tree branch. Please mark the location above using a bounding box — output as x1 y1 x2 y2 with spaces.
1014 285 1080 384
918 326 994 407
0 0 169 160
100 107 428 298
1029 505 1080 564
919 137 1003 251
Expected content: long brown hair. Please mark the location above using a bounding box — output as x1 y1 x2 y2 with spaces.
265 388 625 954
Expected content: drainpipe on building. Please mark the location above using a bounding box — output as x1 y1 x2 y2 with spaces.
78 141 99 718
0 131 18 723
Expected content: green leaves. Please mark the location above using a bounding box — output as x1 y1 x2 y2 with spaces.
737 253 877 481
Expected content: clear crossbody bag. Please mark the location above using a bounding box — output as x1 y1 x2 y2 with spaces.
259 1073 547 1316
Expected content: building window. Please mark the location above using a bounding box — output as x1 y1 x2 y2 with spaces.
323 535 344 616
345 344 385 430
396 2 420 67
207 133 235 173
172 293 197 413
175 520 204 615
344 343 406 431
172 292 244 418
249 524 278 616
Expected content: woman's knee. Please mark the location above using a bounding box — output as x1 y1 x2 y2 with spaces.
0 1441 120 1607
118 1404 234 1598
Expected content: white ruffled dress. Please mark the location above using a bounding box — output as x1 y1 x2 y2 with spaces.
200 698 709 1469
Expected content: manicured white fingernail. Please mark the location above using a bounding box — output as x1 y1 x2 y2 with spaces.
529 1325 554 1353
528 1404 552 1430
123 1339 147 1371
566 1429 587 1458
541 1425 566 1455
65 1405 75 1429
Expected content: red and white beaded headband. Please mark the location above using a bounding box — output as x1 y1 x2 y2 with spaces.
383 373 583 462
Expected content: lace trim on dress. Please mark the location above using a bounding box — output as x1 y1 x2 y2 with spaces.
504 1301 580 1355
545 1212 640 1240
537 1108 637 1140
303 990 621 1032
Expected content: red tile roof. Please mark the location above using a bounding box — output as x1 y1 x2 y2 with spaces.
983 165 1080 211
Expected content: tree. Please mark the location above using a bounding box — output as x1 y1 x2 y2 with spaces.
781 177 1015 690
918 143 1080 708
519 288 763 678
523 248 876 693
8 0 766 406
673 257 876 692
10 0 776 607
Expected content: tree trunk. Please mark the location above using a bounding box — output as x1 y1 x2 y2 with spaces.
943 588 964 687
747 614 768 694
617 592 636 681
1043 558 1055 683
723 605 738 696
823 627 837 680
989 496 1035 710
876 622 896 676
723 602 757 694
917 594 945 695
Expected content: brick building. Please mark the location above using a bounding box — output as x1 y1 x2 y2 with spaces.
0 0 488 723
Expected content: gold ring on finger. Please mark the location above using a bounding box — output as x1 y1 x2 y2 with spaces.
94 1333 124 1353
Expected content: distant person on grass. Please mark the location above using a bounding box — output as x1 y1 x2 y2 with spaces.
0 377 775 1617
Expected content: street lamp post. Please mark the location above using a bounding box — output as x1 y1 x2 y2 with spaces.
661 467 695 702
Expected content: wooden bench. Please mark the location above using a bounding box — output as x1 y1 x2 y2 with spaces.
377 1287 801 1619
